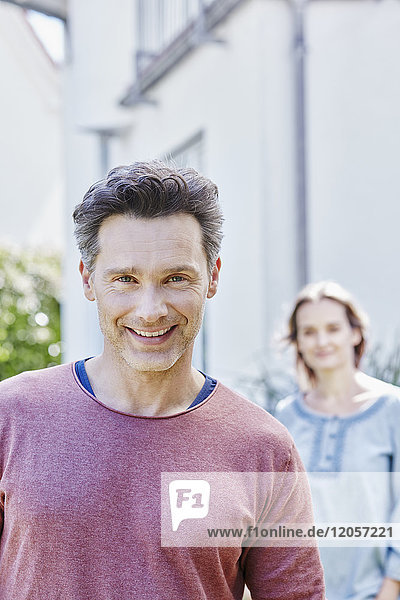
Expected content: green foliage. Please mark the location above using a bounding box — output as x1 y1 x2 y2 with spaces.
0 245 61 381
364 343 400 387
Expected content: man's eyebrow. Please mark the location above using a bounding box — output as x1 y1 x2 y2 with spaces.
103 267 141 278
103 265 198 277
162 264 200 274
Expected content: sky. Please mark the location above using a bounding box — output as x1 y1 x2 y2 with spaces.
26 9 65 64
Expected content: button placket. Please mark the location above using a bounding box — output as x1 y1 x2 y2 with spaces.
318 418 341 471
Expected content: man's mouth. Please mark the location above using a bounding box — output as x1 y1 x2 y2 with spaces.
128 326 174 338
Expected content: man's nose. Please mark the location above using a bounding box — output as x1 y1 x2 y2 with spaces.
134 286 168 323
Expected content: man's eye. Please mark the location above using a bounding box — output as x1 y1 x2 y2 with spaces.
118 276 134 282
169 276 184 282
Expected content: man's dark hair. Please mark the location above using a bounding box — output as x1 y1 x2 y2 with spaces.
73 160 223 274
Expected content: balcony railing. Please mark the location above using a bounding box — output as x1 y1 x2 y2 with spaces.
120 0 246 106
136 0 214 73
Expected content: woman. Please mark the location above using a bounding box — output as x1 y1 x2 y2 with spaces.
275 281 400 600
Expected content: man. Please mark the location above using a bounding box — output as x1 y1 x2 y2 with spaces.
0 161 325 599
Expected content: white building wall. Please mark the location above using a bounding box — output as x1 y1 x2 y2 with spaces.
306 0 400 348
0 2 63 250
62 0 137 361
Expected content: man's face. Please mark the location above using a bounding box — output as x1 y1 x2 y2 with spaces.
80 213 220 373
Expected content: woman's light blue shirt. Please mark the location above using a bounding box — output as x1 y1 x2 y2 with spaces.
275 393 400 600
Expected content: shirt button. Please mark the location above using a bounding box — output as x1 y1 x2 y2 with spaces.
329 433 336 438
326 455 333 460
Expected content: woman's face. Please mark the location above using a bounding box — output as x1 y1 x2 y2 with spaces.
296 299 361 376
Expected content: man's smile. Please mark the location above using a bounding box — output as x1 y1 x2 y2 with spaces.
125 325 178 343
130 326 173 337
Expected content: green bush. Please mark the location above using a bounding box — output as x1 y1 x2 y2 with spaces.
364 343 400 387
0 245 61 381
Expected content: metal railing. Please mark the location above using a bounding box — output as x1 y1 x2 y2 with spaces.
121 0 245 105
136 0 214 73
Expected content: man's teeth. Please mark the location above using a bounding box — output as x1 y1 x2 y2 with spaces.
131 327 172 337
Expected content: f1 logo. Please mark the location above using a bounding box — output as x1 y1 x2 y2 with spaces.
169 480 210 531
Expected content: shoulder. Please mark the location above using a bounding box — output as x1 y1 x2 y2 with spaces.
357 372 400 400
275 393 298 415
213 381 291 432
211 382 299 467
380 392 400 419
274 393 301 422
0 363 75 412
359 373 400 419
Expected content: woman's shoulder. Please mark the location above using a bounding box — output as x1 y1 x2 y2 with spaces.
356 372 400 406
358 371 399 392
274 392 301 419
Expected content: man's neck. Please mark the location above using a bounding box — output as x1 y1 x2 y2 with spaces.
84 353 205 417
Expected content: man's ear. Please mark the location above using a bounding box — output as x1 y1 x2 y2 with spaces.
79 260 96 302
207 257 221 299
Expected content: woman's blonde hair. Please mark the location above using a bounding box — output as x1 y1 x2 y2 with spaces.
286 281 369 385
